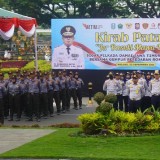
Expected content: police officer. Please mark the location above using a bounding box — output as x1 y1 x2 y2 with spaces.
103 72 122 110
18 74 28 117
0 73 6 125
46 72 54 117
52 73 61 115
149 70 160 110
7 75 21 121
68 71 78 110
52 25 85 69
75 72 84 109
127 75 144 113
57 71 67 113
39 73 48 118
143 72 152 110
114 72 123 110
27 71 40 122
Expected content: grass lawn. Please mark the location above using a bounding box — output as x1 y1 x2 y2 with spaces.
0 128 159 160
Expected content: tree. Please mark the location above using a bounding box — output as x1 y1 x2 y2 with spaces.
1 0 160 27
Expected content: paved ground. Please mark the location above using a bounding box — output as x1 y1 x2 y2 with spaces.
0 98 97 156
3 97 97 127
0 129 55 154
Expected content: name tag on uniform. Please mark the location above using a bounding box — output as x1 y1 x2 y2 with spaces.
71 54 79 58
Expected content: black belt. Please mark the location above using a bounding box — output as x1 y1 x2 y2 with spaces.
153 94 160 96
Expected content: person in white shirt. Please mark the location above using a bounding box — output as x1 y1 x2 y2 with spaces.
52 25 85 69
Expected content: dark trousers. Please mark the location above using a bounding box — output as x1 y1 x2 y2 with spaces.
48 90 54 114
151 95 160 110
114 94 123 110
39 93 48 116
123 96 129 112
59 89 66 111
129 99 141 113
9 94 20 119
0 98 4 124
69 88 77 109
20 93 28 117
4 94 9 117
76 88 82 107
142 96 151 112
27 93 40 119
66 89 70 110
53 91 61 113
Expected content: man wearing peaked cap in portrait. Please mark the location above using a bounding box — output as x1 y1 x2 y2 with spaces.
52 25 85 69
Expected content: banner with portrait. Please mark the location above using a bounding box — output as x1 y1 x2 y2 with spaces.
51 19 160 70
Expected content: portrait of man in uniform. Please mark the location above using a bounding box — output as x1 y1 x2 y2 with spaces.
52 25 85 69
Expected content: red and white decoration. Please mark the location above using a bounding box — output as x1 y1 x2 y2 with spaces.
0 18 37 40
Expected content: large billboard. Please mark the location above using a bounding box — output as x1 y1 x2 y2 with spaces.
51 19 160 70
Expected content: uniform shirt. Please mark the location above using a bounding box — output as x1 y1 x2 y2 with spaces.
148 78 160 95
76 78 84 89
103 79 122 95
47 79 54 91
57 77 66 89
127 83 144 101
69 78 77 89
0 84 6 99
7 82 21 95
145 79 151 97
39 79 48 93
122 81 128 96
53 77 60 91
115 79 123 95
28 79 40 94
52 44 85 69
138 77 148 97
18 80 28 94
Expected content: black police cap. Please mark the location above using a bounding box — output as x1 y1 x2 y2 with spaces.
61 26 76 37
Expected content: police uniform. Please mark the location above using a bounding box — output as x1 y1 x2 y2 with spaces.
39 74 48 118
103 72 122 110
0 73 6 124
52 25 85 69
57 71 67 112
75 72 84 109
27 72 40 121
148 70 160 110
68 72 78 110
7 76 21 121
127 75 144 112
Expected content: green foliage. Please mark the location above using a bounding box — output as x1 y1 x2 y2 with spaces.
104 93 117 104
93 92 105 105
96 101 113 115
78 113 105 135
21 60 51 72
78 109 160 135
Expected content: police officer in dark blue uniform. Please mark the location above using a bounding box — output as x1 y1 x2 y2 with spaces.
0 73 6 125
75 72 84 109
27 71 40 122
7 75 21 121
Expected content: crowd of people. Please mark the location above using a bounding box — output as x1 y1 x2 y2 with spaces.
0 70 84 125
103 70 160 113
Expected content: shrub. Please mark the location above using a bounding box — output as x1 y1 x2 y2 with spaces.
105 94 117 104
93 92 105 105
78 113 105 135
96 102 113 115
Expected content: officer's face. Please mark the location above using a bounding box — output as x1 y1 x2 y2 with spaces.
62 36 74 47
154 74 159 79
133 78 138 84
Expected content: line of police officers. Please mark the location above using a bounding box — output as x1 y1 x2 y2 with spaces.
103 70 160 113
0 70 84 125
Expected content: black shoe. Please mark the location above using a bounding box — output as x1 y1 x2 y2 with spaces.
16 118 20 121
75 107 78 110
57 112 60 115
79 106 82 109
62 110 66 113
8 118 13 121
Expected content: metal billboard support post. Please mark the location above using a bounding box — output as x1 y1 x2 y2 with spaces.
34 30 38 71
